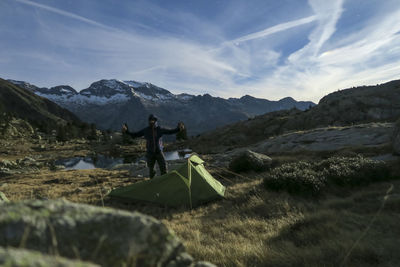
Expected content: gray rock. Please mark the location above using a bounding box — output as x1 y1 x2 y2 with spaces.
166 252 194 267
193 262 217 267
0 167 18 177
0 159 17 169
0 191 8 203
0 246 99 267
254 122 394 154
229 150 272 173
0 199 185 267
393 118 400 155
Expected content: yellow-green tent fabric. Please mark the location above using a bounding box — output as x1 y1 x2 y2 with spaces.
108 154 225 208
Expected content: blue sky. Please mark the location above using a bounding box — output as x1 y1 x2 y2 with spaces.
1 0 400 102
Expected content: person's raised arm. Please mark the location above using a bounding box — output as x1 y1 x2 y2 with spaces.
122 124 145 138
160 123 182 135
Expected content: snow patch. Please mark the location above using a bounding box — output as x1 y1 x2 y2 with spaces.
35 92 130 105
177 94 194 101
124 80 144 88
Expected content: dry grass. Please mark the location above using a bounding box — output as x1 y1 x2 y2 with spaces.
2 140 400 267
3 166 400 266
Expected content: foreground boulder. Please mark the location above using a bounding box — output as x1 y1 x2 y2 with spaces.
0 199 202 267
0 247 98 267
394 118 400 155
229 150 272 173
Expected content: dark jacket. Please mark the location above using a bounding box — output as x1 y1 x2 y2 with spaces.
127 124 179 154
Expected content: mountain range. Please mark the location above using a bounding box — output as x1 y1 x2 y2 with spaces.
8 79 315 136
0 78 83 134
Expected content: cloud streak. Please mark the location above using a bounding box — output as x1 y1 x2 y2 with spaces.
14 0 116 31
229 15 318 44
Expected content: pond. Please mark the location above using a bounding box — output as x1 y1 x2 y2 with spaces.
56 149 192 170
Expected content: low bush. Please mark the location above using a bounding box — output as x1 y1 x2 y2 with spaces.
317 156 390 186
263 155 392 196
263 161 325 196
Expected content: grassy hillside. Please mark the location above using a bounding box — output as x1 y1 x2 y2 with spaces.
0 78 81 126
0 78 97 139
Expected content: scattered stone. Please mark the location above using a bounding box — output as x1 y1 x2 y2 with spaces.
0 167 17 177
0 199 184 267
56 165 66 170
73 187 84 193
0 247 99 267
229 150 272 173
0 159 17 169
0 191 8 202
110 163 132 171
193 262 217 267
18 156 37 166
33 144 47 152
166 252 194 267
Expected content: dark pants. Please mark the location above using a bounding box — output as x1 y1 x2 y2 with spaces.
146 152 167 178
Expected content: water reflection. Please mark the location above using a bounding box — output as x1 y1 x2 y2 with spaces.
56 149 192 170
164 149 192 161
55 155 124 170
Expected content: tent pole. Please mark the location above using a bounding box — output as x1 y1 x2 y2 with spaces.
188 157 192 209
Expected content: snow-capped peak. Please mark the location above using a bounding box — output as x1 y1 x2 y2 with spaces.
9 78 198 107
7 79 42 92
124 80 144 88
49 85 78 96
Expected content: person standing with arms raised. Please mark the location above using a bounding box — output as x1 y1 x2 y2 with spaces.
122 114 183 178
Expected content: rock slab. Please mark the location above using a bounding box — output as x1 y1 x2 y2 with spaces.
254 123 394 154
0 199 185 267
229 150 272 173
0 246 99 267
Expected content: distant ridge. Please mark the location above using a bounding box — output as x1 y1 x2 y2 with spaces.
186 79 400 153
8 78 315 135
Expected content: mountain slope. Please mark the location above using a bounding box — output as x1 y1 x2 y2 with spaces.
9 79 315 135
186 79 400 153
0 78 83 133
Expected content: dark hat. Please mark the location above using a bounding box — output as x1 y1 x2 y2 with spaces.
148 114 158 121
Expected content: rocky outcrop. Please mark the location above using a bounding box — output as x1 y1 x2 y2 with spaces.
0 247 99 267
254 122 394 154
229 150 272 173
0 157 42 177
0 118 34 139
0 199 213 267
309 80 400 126
393 118 400 155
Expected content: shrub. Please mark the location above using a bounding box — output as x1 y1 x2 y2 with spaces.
263 155 392 196
263 161 325 196
317 156 390 186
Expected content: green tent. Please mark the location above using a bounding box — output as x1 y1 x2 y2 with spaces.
108 154 225 208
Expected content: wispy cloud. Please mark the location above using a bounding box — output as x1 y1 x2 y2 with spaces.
2 0 400 102
245 0 400 102
14 0 115 31
229 15 318 44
